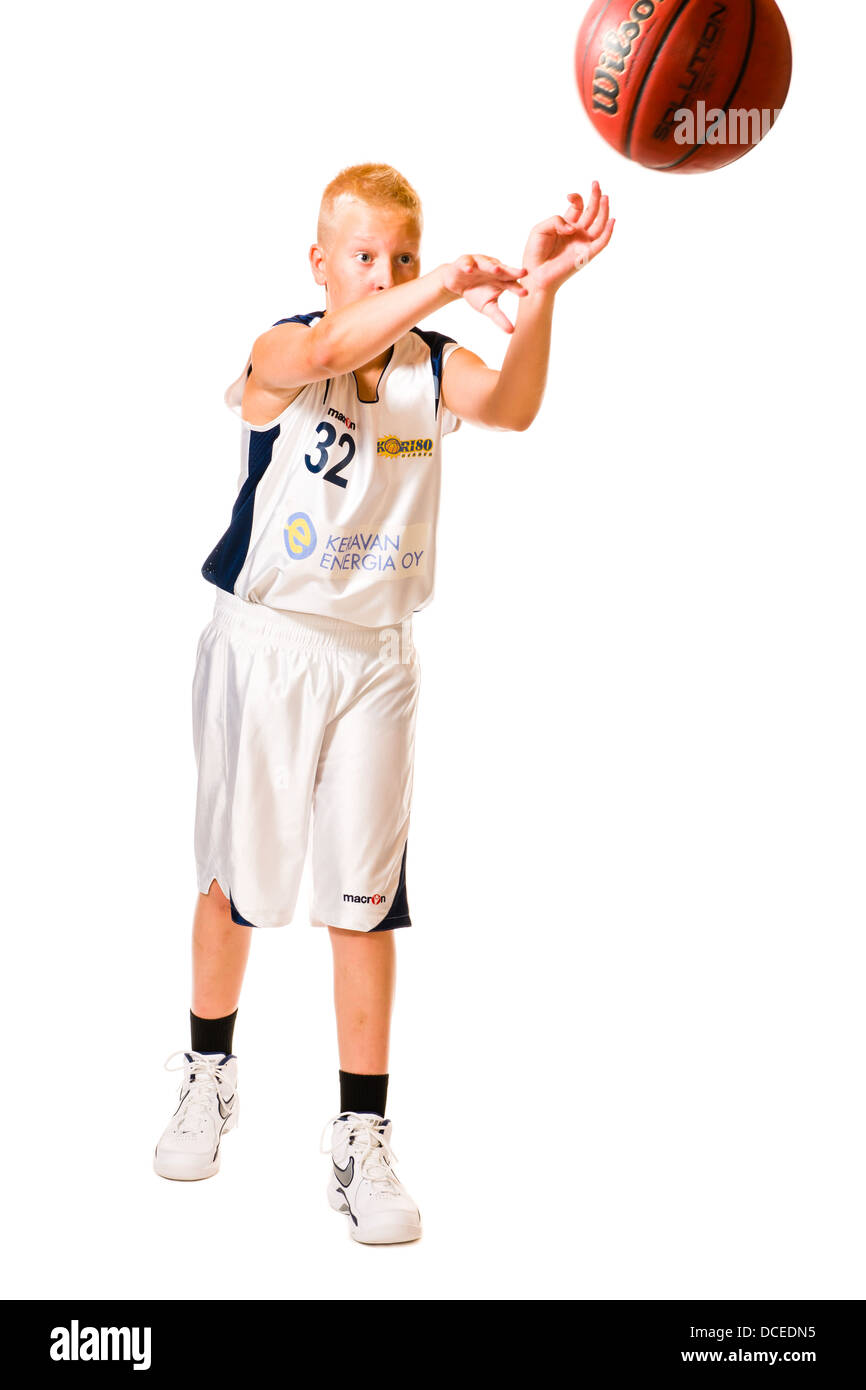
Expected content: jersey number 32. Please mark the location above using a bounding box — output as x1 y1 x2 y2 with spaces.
304 421 355 489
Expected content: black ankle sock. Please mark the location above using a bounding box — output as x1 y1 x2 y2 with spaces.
339 1070 389 1118
190 1008 238 1057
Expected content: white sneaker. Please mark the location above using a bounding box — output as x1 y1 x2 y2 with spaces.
321 1111 422 1244
154 1050 239 1181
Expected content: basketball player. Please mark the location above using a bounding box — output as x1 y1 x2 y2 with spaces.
154 164 614 1244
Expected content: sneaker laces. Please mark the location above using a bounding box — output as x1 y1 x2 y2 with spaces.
319 1112 401 1191
164 1050 226 1134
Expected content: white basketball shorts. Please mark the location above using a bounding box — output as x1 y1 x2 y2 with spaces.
192 589 420 931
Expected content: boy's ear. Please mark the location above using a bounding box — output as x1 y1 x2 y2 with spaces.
310 244 327 287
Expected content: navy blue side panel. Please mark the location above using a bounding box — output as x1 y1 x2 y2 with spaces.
370 842 411 931
205 314 325 590
201 424 280 591
409 327 456 419
230 892 259 928
272 311 326 327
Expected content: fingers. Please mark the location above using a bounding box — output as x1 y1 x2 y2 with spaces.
579 180 602 231
591 215 615 256
482 301 516 333
536 187 606 240
587 193 610 241
573 180 614 253
474 255 528 279
478 266 529 296
564 192 584 225
488 279 529 296
532 215 581 240
575 215 615 272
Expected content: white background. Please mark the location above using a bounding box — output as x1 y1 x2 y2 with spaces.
2 0 863 1301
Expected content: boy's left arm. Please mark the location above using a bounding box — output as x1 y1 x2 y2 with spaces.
441 183 615 433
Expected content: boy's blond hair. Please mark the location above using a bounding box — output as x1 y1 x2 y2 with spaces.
317 163 423 250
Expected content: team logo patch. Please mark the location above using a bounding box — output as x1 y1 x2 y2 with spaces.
377 435 433 458
283 511 316 560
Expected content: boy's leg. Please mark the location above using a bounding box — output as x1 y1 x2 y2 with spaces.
154 878 247 1182
193 878 252 1019
312 626 421 1239
328 926 395 1075
325 925 420 1243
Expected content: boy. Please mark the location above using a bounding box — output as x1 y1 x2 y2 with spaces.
154 163 613 1244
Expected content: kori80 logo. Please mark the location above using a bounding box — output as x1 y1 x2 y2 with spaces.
378 435 433 457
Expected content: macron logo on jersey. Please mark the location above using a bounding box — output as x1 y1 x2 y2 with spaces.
343 892 386 905
328 407 356 430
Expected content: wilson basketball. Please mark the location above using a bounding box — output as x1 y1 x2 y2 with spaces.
576 0 793 172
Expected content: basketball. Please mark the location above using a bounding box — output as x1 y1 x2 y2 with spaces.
576 0 793 172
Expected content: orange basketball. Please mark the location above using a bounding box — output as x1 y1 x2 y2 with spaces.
576 0 793 172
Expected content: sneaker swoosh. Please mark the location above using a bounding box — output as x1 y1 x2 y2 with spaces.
333 1156 354 1187
218 1094 235 1120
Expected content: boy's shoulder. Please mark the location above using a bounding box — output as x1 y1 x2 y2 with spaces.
271 311 324 330
408 324 459 366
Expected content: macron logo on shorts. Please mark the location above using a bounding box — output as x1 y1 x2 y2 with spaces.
343 892 386 905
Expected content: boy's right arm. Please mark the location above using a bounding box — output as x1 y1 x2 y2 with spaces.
251 258 528 391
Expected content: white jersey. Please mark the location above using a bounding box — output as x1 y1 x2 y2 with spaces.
201 311 462 627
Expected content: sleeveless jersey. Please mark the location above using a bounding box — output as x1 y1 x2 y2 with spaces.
201 311 463 627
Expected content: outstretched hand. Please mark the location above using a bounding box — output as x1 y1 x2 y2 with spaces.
443 253 529 333
521 183 615 293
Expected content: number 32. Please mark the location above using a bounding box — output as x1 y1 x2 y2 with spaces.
305 421 355 488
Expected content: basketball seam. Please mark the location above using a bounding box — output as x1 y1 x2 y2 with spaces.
624 0 694 162
657 0 758 171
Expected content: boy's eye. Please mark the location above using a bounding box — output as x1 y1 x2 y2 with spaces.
355 252 414 265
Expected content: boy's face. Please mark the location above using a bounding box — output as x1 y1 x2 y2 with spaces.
311 198 421 309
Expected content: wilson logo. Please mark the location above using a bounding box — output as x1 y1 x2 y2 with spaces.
592 0 668 115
